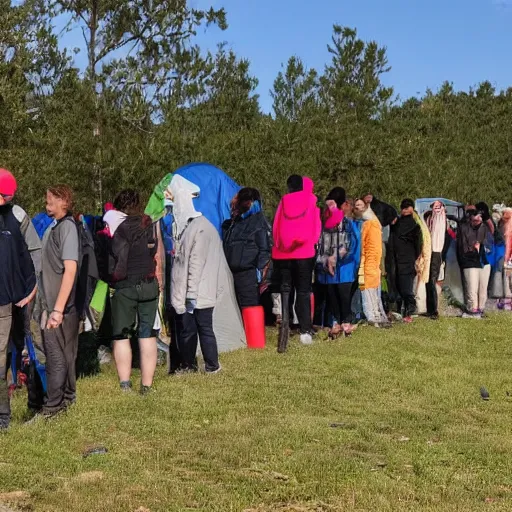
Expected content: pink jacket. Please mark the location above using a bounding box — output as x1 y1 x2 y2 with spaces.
272 177 321 260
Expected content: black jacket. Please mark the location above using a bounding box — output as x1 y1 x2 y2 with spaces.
222 211 272 273
371 197 398 228
389 215 423 275
0 204 36 306
110 215 157 287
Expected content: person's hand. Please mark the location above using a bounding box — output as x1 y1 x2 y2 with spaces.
327 255 336 276
474 242 481 252
16 285 37 308
46 310 63 329
185 299 197 315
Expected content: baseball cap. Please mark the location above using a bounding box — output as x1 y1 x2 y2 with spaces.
0 169 17 197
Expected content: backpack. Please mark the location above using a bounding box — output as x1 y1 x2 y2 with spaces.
55 217 99 322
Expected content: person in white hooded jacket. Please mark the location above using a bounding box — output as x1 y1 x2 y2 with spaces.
168 175 221 374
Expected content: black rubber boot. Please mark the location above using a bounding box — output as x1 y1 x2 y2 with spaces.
278 292 290 354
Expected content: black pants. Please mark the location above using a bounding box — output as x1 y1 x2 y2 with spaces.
179 308 220 372
233 269 259 308
327 283 353 324
397 273 417 317
41 309 79 413
426 252 442 315
313 282 328 327
275 258 314 334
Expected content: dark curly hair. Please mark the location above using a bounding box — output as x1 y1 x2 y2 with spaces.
113 189 141 215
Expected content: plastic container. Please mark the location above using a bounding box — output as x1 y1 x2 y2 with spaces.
242 306 266 349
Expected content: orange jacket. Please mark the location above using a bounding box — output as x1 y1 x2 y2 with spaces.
359 218 382 290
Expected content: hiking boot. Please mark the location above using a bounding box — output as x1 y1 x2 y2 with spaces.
299 333 314 345
140 385 154 396
120 381 132 393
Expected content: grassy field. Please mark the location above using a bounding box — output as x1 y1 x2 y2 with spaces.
2 315 512 512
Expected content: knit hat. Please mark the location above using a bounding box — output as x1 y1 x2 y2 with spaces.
0 169 17 197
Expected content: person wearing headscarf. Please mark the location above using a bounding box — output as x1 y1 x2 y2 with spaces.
222 188 272 308
353 199 390 328
169 175 222 374
457 209 492 318
316 188 360 337
424 201 451 319
388 199 423 323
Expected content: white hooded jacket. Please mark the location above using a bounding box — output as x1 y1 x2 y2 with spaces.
169 176 222 315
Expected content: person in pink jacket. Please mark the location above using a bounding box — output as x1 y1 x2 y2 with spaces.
272 175 321 352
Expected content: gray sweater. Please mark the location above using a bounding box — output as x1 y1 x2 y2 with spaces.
171 215 222 314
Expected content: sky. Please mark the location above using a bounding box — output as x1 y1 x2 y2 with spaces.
62 0 512 112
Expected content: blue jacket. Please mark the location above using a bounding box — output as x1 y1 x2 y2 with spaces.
316 218 361 285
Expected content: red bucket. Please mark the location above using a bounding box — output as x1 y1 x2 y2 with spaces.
242 306 266 349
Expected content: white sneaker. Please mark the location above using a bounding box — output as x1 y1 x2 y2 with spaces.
300 333 313 345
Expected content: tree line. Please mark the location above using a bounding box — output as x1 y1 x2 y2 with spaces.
1 0 511 216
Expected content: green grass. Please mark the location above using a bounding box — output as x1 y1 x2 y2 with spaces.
2 315 512 511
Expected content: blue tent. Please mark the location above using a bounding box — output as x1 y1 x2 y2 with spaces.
174 163 240 235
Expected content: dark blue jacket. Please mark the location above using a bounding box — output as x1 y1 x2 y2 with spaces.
0 205 37 306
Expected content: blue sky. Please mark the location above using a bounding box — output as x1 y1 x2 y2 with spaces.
62 0 512 112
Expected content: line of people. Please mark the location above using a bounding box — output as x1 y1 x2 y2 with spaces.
1 165 508 430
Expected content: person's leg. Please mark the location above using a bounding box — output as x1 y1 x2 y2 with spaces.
276 260 292 352
137 281 159 388
478 265 492 312
42 322 69 414
234 270 260 309
426 253 442 316
339 282 354 325
111 286 138 386
326 284 342 325
463 268 479 312
293 258 314 334
62 310 79 406
0 305 12 429
178 312 199 371
195 308 220 372
167 308 183 374
312 282 326 327
398 273 416 318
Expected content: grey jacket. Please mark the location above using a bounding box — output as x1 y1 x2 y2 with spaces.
171 215 222 314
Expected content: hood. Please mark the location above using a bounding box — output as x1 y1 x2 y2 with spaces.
168 174 202 237
281 176 317 219
103 210 127 237
303 176 314 194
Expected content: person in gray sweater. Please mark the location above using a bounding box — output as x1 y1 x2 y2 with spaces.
169 175 221 374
